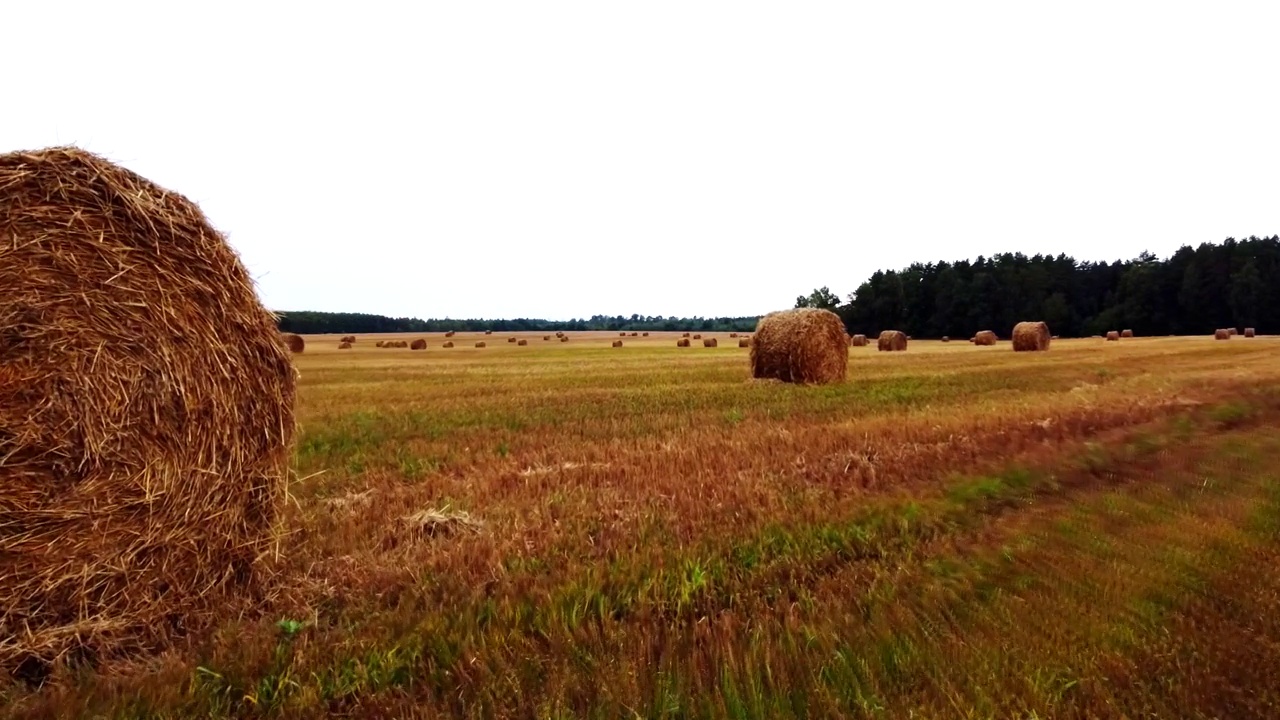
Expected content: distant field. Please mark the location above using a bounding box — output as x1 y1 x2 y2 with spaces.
10 335 1280 718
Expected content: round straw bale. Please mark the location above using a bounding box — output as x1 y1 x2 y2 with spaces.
0 147 296 672
338 341 353 349
410 339 427 350
1106 331 1120 341
877 330 908 352
750 308 848 384
1228 328 1238 336
1011 321 1051 352
642 332 649 337
1245 327 1256 338
630 332 639 337
738 338 750 348
340 335 356 344
507 337 517 343
484 330 493 335
445 331 456 338
973 330 997 346
941 336 950 343
677 338 691 347
281 333 305 354
703 338 718 348
555 331 564 338
682 332 691 338
730 333 739 338
1214 329 1230 340
517 339 528 346
850 334 868 347
693 334 703 340
612 340 623 347
443 341 455 348
1121 329 1134 338
543 335 551 341
559 336 569 343
375 340 386 348
476 341 487 348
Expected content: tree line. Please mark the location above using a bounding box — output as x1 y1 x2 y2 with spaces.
276 311 761 335
796 236 1279 338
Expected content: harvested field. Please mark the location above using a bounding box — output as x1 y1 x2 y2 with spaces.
11 334 1280 719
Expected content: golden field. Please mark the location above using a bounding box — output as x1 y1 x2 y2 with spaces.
9 334 1280 718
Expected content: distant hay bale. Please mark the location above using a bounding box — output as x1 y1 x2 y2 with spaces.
693 334 703 340
1121 329 1134 338
1228 328 1238 336
1011 321 1051 352
941 336 950 343
877 330 908 352
484 330 493 335
1245 327 1256 338
1051 335 1060 340
543 335 551 341
973 330 997 346
0 146 296 672
339 341 353 349
750 308 848 384
850 334 868 347
642 332 649 337
619 332 626 337
410 339 427 350
508 337 517 343
1214 329 1230 340
555 331 564 338
612 340 623 347
375 340 386 348
630 332 639 337
281 333 305 354
738 338 750 347
340 335 356 344
443 341 455 348
1106 331 1120 341
475 341 487 348
559 336 569 343
517 339 528 346
703 338 718 347
677 338 691 347
682 332 691 338
444 331 456 338
730 333 739 338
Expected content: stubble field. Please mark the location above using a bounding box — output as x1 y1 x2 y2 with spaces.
11 333 1280 719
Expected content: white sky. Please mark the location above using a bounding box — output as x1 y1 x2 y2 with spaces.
4 2 1277 319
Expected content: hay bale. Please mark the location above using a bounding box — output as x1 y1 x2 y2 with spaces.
693 334 703 340
1245 327 1256 338
340 335 356 344
338 341 353 349
484 330 493 335
1214 329 1230 340
941 336 950 343
1011 321 1051 352
410 339 427 350
555 331 564 338
630 332 639 337
443 341 455 348
1229 328 1238 336
642 332 649 337
476 341 487 348
750 308 848 384
543 335 551 341
0 147 296 672
508 337 517 343
677 338 691 347
445 331 456 338
730 333 739 338
973 330 997 346
375 340 386 348
560 336 569 343
517 339 528 346
1106 331 1120 341
281 333 305 354
619 332 626 337
850 334 868 347
682 332 691 338
739 338 750 347
612 340 623 347
703 338 718 348
877 330 908 352
1121 329 1134 338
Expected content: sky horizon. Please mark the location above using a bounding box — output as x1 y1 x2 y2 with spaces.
5 2 1277 320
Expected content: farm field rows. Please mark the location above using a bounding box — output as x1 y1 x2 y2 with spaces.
10 335 1280 718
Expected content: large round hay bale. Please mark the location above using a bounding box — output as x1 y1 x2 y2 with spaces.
973 330 997 346
508 337 517 343
1245 327 1256 338
410 339 427 350
543 335 551 341
484 330 493 336
281 333 305 354
559 336 569 343
642 332 649 337
677 338 691 347
475 341 487 348
850 334 868 347
1011 321 1051 352
1106 331 1120 341
739 338 751 348
1214 329 1231 340
877 330 908 352
703 338 718 348
750 308 848 384
375 340 386 348
517 339 528 346
612 340 623 347
1121 329 1134 338
0 147 296 672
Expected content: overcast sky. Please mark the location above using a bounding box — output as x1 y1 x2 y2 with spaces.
5 2 1277 319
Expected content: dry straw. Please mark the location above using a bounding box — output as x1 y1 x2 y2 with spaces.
410 339 427 350
281 333 305 354
1214 329 1230 340
973 330 997 346
877 330 908 352
703 338 718 348
1011 321 1051 352
1245 327 1256 338
750 308 848 384
0 147 296 674
1106 331 1120 341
